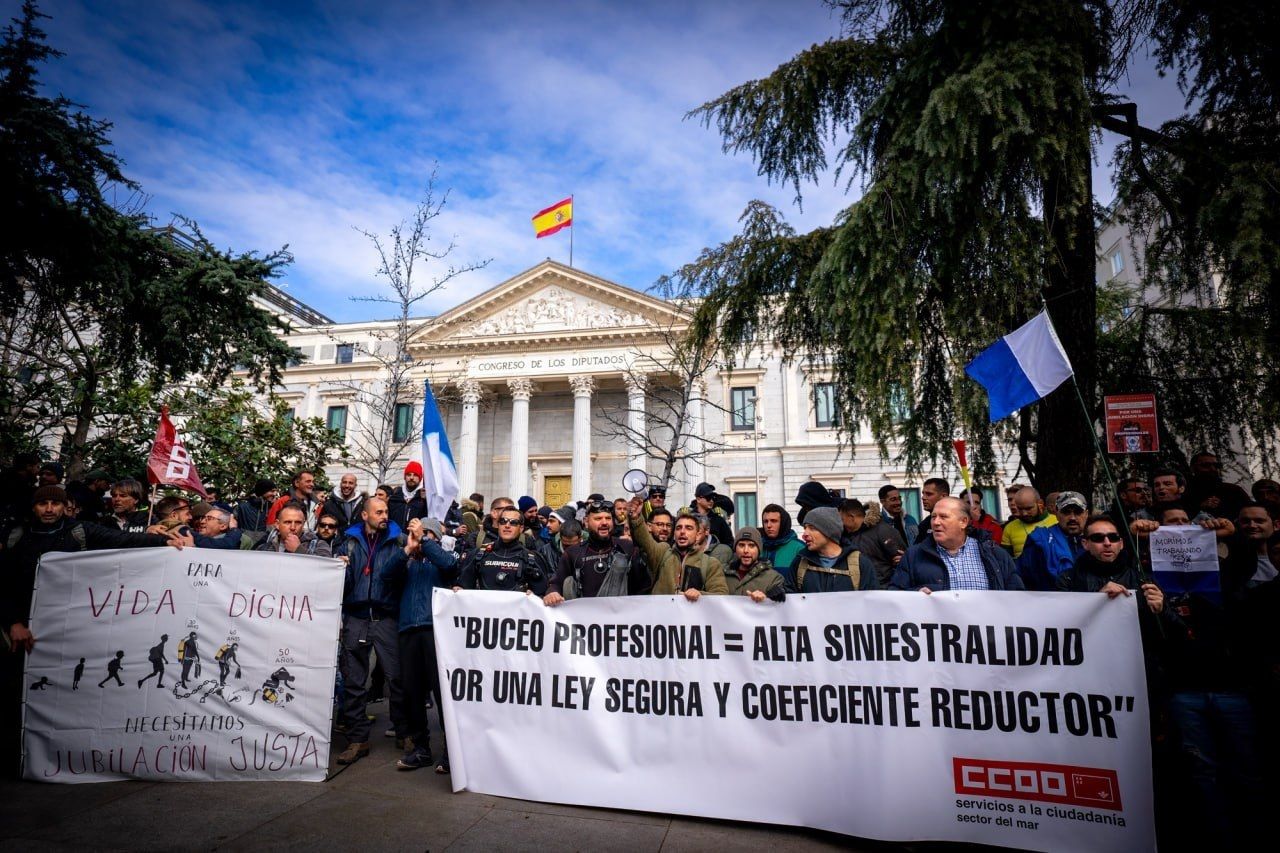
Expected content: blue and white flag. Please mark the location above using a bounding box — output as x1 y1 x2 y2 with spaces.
965 310 1074 421
420 379 459 522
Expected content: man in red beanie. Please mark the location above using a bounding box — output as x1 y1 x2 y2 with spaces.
388 461 428 528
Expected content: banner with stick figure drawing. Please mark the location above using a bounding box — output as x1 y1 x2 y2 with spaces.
21 548 344 783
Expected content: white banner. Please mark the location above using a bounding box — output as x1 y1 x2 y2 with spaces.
22 548 345 783
433 590 1155 853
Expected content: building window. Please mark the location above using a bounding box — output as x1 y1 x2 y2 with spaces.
730 387 755 431
336 343 354 364
734 492 758 528
1110 251 1124 277
283 408 295 424
900 487 922 521
287 347 306 368
393 402 414 443
326 405 347 440
889 384 911 424
813 381 839 428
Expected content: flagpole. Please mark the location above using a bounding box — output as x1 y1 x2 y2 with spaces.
569 194 574 268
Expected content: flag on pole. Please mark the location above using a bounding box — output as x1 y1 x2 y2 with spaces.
532 197 573 238
965 310 1074 422
146 406 208 497
952 440 972 489
420 379 459 521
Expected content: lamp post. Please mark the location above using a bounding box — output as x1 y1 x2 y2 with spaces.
749 395 764 526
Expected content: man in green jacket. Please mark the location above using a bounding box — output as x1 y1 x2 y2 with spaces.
627 497 728 600
726 527 788 602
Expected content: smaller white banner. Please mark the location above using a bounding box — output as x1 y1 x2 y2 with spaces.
22 548 345 783
1148 525 1217 573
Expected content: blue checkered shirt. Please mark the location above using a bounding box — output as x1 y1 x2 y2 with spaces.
938 538 989 590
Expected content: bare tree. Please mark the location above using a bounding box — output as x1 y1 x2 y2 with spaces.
596 319 732 489
331 171 490 484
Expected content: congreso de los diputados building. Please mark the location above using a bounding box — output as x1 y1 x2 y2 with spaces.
258 260 1019 524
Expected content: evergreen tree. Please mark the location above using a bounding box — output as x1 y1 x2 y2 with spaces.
665 0 1278 489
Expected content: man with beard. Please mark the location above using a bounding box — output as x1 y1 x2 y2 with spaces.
455 505 549 594
1000 487 1058 558
334 497 412 764
537 506 578 568
1017 491 1090 590
788 507 880 593
761 504 803 574
544 500 650 604
646 507 674 544
323 473 366 530
725 527 788 602
627 497 727 600
387 462 428 528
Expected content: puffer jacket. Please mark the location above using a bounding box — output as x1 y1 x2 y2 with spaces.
337 521 408 616
891 536 1023 591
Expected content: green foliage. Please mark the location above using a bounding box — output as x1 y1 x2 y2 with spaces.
666 1 1107 483
668 0 1278 485
0 4 297 473
174 382 347 495
73 381 348 495
1108 2 1280 471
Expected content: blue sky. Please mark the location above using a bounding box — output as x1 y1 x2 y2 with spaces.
33 1 1187 322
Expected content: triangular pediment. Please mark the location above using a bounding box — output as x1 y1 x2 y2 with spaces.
411 261 688 350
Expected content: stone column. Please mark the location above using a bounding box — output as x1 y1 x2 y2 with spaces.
686 379 707 504
570 375 595 500
456 379 483 498
507 378 535 499
625 373 648 473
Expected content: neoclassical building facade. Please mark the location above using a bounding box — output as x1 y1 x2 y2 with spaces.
263 260 1018 524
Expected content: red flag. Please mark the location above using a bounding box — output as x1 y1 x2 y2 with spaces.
146 406 208 497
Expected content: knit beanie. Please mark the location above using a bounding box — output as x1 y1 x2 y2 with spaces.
803 506 844 543
518 495 537 513
734 527 763 549
32 485 68 505
404 461 424 479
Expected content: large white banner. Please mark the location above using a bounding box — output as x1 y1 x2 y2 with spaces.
22 548 344 783
433 589 1155 853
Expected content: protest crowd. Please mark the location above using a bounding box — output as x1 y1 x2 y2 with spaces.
1 448 1277 848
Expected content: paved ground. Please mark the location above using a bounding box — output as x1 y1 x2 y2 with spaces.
2 703 947 852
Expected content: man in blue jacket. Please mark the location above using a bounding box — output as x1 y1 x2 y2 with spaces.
388 518 459 774
1017 491 1089 590
334 497 411 764
891 497 1023 592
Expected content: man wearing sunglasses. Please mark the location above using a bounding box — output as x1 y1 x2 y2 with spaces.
455 506 550 594
544 500 650 604
1056 515 1165 611
1017 491 1090 591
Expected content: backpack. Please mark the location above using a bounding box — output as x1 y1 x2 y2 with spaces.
177 638 187 658
215 644 230 661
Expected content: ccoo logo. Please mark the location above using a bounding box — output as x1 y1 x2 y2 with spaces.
953 757 1122 811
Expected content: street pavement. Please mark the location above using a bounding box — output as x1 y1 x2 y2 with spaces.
1 702 921 852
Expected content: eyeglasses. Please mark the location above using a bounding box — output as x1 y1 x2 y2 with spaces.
317 522 338 530
1086 533 1123 543
497 518 523 527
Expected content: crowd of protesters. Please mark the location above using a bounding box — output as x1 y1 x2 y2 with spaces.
1 448 1277 847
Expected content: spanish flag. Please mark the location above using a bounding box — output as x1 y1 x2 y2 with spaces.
532 197 573 238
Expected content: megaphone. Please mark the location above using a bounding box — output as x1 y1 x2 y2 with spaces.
621 468 651 498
